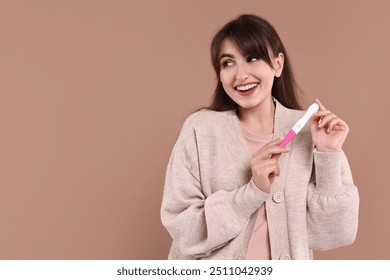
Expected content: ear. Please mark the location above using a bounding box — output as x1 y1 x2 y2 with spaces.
273 52 284 77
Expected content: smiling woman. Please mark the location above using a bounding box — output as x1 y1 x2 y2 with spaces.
160 14 359 260
209 14 301 113
218 38 283 109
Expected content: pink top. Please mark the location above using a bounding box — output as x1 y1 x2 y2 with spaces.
239 124 273 260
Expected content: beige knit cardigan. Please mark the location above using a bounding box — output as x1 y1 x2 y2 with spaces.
161 100 359 260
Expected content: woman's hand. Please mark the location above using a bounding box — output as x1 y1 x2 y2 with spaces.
250 138 289 194
311 98 349 152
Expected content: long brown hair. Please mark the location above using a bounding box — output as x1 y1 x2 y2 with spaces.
209 14 302 111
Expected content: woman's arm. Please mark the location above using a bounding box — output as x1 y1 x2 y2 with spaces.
161 119 269 259
306 98 359 250
306 150 359 250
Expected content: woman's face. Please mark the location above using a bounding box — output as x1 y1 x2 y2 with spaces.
219 38 284 110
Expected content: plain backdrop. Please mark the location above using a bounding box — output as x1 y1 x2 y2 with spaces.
1 0 389 259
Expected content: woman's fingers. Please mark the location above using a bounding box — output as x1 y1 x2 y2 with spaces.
327 118 349 133
313 98 337 131
313 109 349 133
261 160 280 176
271 153 281 161
252 158 281 184
262 145 289 159
251 140 285 192
315 97 327 111
253 138 289 159
263 137 284 147
331 125 348 131
317 111 337 128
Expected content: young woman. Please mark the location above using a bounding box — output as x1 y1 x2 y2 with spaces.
161 14 359 260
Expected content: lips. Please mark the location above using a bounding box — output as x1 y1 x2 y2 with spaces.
234 82 259 96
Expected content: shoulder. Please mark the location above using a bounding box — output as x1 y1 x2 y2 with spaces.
182 109 236 131
175 109 238 148
173 109 237 157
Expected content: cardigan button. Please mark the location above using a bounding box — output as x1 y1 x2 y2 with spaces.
279 254 291 260
273 191 284 203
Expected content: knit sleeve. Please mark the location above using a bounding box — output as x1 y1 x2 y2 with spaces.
160 118 269 259
306 150 359 251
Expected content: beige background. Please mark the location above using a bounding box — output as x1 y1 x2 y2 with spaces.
0 0 389 259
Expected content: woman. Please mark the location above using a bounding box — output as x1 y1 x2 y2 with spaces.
161 14 359 260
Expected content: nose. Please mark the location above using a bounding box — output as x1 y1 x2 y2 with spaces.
235 62 249 82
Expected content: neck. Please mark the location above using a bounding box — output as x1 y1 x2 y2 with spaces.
238 97 276 135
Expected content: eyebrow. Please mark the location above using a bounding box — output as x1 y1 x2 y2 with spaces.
219 53 234 61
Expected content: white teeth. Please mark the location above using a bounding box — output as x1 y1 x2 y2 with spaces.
236 83 257 91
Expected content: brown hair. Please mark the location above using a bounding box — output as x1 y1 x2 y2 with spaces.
209 14 302 111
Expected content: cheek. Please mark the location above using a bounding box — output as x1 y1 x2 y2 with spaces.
220 71 233 90
254 70 275 88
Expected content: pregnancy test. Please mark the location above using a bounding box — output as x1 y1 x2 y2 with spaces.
280 103 319 147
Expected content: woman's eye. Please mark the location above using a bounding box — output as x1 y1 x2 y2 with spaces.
221 60 234 68
248 56 259 62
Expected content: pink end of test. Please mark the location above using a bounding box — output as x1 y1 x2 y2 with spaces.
279 130 296 147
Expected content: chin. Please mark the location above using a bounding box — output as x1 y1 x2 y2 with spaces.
237 103 260 110
236 98 262 109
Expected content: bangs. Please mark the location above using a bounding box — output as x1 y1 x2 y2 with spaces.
227 25 272 63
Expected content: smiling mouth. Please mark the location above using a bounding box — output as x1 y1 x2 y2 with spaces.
235 83 259 92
